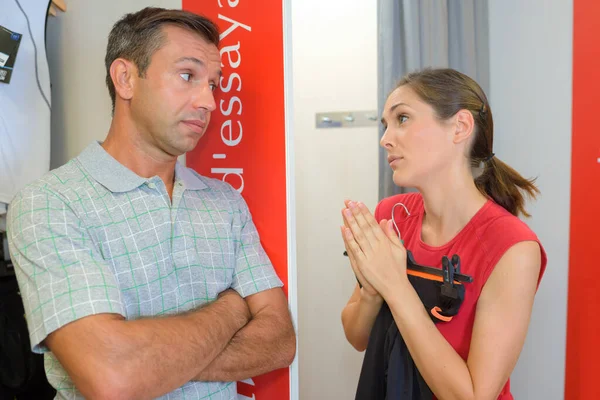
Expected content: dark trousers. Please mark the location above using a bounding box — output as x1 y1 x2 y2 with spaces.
0 277 55 400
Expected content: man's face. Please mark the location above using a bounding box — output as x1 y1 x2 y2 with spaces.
130 24 221 157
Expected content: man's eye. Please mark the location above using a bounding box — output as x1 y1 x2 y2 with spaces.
180 73 191 82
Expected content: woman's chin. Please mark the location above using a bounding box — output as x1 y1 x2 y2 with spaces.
392 172 413 189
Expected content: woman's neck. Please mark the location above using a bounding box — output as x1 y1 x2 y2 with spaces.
418 170 489 247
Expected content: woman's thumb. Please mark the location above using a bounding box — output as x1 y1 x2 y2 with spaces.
379 219 399 243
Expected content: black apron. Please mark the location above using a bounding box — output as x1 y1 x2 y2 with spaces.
348 251 473 400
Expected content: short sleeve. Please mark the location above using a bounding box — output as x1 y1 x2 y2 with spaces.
6 186 125 353
227 187 283 298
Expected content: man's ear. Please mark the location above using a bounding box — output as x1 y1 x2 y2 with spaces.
109 58 137 102
453 109 475 144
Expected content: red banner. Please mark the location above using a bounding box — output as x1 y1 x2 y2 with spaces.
182 1 290 399
566 0 600 398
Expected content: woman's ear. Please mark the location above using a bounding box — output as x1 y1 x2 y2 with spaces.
453 109 475 144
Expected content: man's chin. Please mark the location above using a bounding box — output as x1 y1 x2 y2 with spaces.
173 136 202 156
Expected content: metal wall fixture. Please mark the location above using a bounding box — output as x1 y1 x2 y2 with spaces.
315 110 379 129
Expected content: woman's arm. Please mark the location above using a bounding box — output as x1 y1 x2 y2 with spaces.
340 201 386 352
386 241 541 400
341 284 383 351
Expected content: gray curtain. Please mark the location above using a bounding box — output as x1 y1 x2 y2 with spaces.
377 0 490 200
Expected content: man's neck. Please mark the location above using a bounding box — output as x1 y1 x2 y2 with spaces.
102 118 177 198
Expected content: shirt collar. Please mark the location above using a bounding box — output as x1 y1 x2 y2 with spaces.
78 141 207 192
175 161 207 190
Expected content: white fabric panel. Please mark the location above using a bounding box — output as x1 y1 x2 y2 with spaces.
0 0 51 205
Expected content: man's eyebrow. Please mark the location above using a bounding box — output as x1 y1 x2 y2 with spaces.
175 57 205 66
175 57 222 77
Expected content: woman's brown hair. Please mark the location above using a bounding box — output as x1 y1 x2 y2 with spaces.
397 68 539 217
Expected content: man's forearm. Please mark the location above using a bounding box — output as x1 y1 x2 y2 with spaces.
52 291 250 400
193 310 296 382
118 297 246 393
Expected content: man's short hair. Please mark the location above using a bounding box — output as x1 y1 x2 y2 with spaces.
105 7 220 113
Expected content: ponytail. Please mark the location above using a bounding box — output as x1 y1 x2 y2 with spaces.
475 157 539 217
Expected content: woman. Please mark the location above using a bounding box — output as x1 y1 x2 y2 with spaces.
340 68 546 400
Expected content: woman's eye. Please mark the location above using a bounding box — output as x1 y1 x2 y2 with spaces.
399 115 408 124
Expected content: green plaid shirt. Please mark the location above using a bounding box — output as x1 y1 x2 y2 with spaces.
7 141 282 400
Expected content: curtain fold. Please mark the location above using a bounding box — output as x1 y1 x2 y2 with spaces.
377 0 490 200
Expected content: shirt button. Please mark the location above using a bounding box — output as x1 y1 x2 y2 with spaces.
148 182 156 189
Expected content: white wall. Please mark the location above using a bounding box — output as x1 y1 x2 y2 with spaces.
291 1 379 399
488 1 572 399
46 0 178 168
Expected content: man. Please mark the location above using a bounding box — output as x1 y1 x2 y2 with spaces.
6 7 295 400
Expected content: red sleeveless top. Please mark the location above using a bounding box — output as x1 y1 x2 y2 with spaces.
374 193 547 400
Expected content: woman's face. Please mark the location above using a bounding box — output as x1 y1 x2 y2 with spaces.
380 86 461 189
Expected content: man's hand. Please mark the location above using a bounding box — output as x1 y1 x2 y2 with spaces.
193 287 295 382
217 289 251 329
